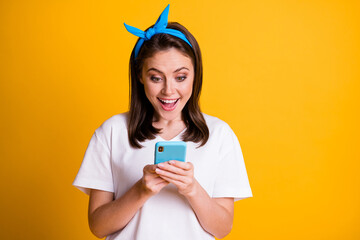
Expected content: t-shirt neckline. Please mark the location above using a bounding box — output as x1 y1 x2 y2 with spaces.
156 128 186 141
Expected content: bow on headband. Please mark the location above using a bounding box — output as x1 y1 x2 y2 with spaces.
124 4 193 58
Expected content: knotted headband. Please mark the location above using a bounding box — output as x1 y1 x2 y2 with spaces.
124 4 193 58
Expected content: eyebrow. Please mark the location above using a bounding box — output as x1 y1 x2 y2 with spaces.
147 67 190 74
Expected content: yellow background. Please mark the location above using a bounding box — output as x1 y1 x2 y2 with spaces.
1 0 359 239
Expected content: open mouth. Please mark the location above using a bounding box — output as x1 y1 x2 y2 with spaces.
157 98 179 111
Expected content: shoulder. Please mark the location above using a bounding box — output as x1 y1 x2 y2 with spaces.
202 113 242 154
202 113 232 132
93 112 128 143
202 113 238 144
98 112 128 130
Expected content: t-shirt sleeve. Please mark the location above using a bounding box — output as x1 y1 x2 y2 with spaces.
212 124 253 201
72 128 114 195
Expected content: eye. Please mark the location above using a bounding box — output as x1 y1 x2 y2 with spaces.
150 76 162 82
176 76 187 82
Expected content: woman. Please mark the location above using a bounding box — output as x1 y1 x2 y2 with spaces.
73 5 252 240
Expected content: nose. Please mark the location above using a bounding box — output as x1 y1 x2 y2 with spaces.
161 79 175 95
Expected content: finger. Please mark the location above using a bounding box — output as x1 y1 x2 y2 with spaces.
157 162 187 175
146 179 169 194
143 176 169 192
168 160 193 171
153 181 170 192
156 181 169 188
155 167 187 182
143 164 157 173
152 176 169 185
143 171 166 183
158 175 185 188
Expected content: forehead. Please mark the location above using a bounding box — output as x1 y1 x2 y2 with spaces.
143 48 193 71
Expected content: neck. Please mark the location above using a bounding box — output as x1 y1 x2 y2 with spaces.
152 113 185 129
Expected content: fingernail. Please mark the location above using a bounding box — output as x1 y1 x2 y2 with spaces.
158 163 163 168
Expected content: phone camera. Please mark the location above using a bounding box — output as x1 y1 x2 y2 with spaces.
158 146 164 152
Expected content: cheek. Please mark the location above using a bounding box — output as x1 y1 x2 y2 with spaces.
183 80 194 96
144 83 160 98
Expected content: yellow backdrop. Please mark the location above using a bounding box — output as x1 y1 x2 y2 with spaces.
1 0 359 239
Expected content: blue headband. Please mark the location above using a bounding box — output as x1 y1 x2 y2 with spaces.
124 4 193 58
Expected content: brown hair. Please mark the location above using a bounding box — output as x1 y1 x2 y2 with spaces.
127 22 209 148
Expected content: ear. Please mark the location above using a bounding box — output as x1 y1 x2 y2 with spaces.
139 76 144 84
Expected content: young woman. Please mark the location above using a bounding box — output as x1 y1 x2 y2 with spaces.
73 5 252 240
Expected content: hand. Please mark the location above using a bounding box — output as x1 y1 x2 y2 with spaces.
155 160 197 197
141 164 169 196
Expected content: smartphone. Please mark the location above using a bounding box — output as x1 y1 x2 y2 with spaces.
154 141 187 164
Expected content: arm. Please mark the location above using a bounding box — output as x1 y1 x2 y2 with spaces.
156 161 234 239
88 165 169 238
186 185 234 238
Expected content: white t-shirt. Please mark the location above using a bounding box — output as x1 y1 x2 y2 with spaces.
73 113 252 240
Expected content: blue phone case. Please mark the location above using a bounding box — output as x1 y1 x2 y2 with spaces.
154 141 187 164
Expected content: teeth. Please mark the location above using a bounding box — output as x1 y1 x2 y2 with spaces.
160 99 177 103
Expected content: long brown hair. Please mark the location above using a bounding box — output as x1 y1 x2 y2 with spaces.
128 22 209 148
